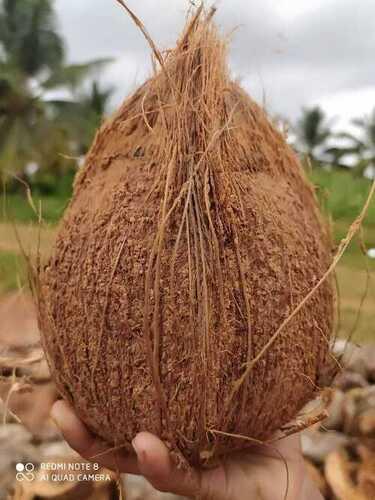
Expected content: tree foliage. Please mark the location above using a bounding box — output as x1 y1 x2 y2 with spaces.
294 106 375 178
336 112 375 176
0 0 64 76
0 0 113 190
295 106 331 158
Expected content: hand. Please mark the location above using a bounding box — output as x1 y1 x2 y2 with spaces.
51 400 323 500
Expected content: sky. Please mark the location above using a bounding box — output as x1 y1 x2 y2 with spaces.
55 0 375 128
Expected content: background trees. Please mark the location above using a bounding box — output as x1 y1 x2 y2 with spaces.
293 106 375 179
294 106 332 160
0 0 113 193
0 0 374 200
336 112 375 177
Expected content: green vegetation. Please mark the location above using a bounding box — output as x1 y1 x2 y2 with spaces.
0 0 113 191
336 259 375 344
311 168 375 227
0 249 25 293
311 168 375 266
326 111 375 177
295 107 331 158
3 167 374 232
310 169 375 344
293 107 375 177
1 192 70 223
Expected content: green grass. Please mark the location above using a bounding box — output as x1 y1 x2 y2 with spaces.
2 168 373 231
336 259 375 344
310 168 375 272
0 250 26 294
310 168 375 231
1 168 374 229
309 169 375 343
0 193 70 224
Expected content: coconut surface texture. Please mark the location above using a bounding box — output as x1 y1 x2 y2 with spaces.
37 11 334 467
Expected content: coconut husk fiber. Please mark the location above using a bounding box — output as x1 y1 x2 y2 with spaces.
36 8 335 467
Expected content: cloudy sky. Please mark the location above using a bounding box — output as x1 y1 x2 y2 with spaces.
55 0 375 127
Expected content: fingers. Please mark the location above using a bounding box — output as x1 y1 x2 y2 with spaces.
132 432 201 497
50 400 139 474
51 401 202 497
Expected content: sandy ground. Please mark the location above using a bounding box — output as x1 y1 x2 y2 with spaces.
0 292 39 347
0 222 56 256
0 292 55 436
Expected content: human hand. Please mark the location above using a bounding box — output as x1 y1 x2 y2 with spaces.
51 400 323 500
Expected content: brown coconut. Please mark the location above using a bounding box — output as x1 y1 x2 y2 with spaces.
36 10 334 467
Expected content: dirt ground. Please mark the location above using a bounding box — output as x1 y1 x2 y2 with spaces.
0 293 39 346
0 223 56 256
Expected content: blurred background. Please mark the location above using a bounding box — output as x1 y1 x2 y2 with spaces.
0 1 374 499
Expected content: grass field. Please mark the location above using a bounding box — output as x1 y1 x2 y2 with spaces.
310 168 375 225
0 168 374 342
1 192 70 224
311 170 375 343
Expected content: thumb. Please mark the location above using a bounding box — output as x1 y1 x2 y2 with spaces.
132 432 201 497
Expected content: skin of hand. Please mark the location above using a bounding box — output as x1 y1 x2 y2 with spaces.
51 400 323 500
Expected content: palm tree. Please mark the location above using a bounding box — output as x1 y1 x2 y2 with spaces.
0 0 64 178
0 0 112 185
294 107 332 162
75 80 114 152
0 0 64 77
332 111 375 177
48 79 114 155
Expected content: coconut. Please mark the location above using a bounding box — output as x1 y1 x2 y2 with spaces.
36 9 334 467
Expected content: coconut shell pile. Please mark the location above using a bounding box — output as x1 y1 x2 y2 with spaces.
35 7 335 468
302 342 375 499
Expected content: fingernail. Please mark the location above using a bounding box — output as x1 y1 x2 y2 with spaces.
132 436 146 462
50 402 61 426
50 413 60 428
50 399 69 430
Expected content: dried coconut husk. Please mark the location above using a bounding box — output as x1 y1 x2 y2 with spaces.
35 8 336 466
